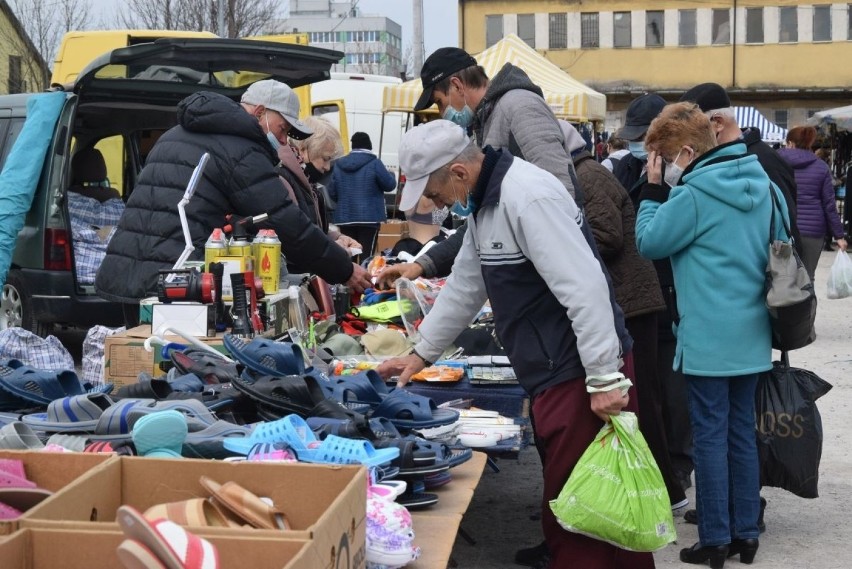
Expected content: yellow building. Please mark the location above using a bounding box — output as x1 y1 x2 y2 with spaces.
0 0 49 94
458 0 852 132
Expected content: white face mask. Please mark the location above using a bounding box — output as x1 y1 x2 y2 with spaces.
664 148 692 187
265 114 280 151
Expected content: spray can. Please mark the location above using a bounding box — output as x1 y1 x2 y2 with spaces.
204 228 227 270
228 222 254 271
256 230 282 294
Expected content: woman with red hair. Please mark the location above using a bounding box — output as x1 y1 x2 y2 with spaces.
779 126 847 282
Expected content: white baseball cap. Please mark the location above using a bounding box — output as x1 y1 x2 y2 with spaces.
398 120 471 212
241 79 313 140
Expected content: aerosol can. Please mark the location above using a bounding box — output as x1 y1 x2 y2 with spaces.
204 228 228 270
229 229 253 271
255 230 282 294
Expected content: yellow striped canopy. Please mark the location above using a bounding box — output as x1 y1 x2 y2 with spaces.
382 34 606 122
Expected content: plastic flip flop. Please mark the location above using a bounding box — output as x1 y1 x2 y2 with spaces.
116 505 220 569
21 392 115 433
132 410 187 458
223 336 305 377
0 422 46 450
0 360 84 405
371 389 460 430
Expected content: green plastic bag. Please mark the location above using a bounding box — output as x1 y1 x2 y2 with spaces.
549 412 676 552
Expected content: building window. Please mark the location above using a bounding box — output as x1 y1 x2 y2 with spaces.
746 7 764 43
581 12 600 48
8 56 22 94
646 11 664 47
779 6 798 43
679 10 697 46
813 5 831 42
712 8 731 44
549 13 567 48
775 109 788 128
614 12 632 48
486 15 503 47
518 14 535 48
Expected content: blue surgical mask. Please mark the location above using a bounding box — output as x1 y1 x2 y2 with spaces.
628 140 648 161
449 176 474 217
442 90 474 129
265 114 280 151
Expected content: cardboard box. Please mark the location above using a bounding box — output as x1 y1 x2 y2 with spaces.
151 302 215 337
376 220 409 254
102 325 228 388
0 528 311 569
21 456 367 569
0 451 116 535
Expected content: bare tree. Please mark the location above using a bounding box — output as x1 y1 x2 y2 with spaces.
7 0 92 87
118 0 280 38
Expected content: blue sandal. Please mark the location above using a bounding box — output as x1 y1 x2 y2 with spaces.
370 390 459 430
0 359 84 406
223 336 305 377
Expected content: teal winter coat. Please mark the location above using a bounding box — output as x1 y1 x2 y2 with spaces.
635 141 789 377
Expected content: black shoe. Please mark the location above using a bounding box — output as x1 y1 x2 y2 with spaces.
675 469 693 490
683 499 766 533
515 541 549 567
727 538 759 564
680 542 728 569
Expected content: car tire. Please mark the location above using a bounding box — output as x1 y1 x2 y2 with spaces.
1 270 51 337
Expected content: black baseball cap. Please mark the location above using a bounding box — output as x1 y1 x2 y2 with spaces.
680 83 731 113
414 47 478 112
617 93 667 141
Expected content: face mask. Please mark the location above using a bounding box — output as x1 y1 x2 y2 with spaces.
663 148 690 188
442 86 474 128
628 140 648 161
304 162 330 184
265 114 280 151
449 175 474 217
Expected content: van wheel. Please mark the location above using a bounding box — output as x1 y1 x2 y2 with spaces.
1 271 51 337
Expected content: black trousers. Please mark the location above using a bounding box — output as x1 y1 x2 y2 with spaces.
626 311 687 505
339 223 379 263
122 302 140 329
658 329 694 477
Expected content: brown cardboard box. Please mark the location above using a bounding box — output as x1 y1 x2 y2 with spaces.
0 451 116 535
0 528 311 569
376 220 409 254
21 456 367 569
102 325 228 388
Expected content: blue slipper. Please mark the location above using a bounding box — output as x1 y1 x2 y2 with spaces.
223 336 305 377
132 410 187 458
278 414 399 467
21 392 115 433
0 359 84 405
371 390 460 430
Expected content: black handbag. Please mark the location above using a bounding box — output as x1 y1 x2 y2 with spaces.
765 187 817 351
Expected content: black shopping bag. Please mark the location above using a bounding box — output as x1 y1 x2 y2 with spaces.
755 353 832 498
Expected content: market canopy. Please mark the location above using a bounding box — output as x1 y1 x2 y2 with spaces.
806 104 852 132
382 34 606 122
735 106 787 143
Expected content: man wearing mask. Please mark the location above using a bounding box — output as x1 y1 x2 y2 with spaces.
97 80 370 322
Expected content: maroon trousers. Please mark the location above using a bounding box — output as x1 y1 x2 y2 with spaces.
531 352 656 569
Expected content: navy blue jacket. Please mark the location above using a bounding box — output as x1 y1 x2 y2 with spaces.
328 151 396 224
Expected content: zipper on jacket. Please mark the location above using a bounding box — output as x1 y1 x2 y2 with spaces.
524 316 555 370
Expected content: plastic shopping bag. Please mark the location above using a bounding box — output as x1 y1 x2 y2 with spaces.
549 412 676 552
756 354 832 498
826 251 852 299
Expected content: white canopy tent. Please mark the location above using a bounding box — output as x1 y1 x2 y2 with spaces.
806 104 852 132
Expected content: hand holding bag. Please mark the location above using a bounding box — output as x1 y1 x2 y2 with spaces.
765 187 817 351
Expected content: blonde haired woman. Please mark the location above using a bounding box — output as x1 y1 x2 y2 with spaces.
635 102 789 568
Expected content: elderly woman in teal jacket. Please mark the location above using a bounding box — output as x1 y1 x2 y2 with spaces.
635 102 789 569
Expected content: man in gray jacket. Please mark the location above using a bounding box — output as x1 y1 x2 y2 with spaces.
377 120 654 569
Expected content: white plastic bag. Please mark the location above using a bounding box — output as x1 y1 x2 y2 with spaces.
826 251 852 299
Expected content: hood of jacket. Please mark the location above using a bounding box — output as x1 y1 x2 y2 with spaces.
177 91 277 162
336 150 376 173
479 63 543 109
777 147 820 170
681 141 768 213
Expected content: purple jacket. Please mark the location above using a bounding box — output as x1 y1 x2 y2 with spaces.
778 148 844 238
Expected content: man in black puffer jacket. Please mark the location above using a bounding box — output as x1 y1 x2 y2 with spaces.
96 81 370 315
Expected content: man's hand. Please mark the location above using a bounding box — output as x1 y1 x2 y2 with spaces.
346 262 372 293
836 238 848 252
376 262 424 289
590 389 629 423
647 149 663 185
376 353 427 388
336 234 362 250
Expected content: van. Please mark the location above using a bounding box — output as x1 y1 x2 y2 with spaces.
0 37 340 335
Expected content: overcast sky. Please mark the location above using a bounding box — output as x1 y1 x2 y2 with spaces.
86 0 459 56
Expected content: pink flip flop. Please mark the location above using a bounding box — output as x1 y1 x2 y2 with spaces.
116 505 219 569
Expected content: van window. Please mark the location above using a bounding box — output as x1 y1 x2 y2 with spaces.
0 118 25 172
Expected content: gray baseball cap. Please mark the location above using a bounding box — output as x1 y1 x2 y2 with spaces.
398 120 470 212
241 79 313 140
